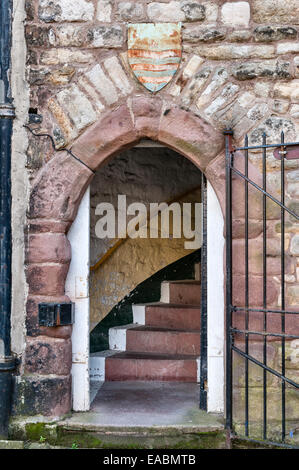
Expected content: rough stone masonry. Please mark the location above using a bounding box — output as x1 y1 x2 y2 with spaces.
8 0 299 433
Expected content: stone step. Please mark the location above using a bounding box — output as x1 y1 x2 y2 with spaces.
105 351 201 382
133 303 201 330
9 395 226 448
160 280 201 305
126 326 201 355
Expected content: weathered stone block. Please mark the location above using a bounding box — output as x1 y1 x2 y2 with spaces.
78 76 105 111
147 1 185 22
103 56 133 95
148 1 206 22
180 66 211 106
27 264 70 296
28 219 70 235
233 342 277 387
232 219 263 239
182 55 204 80
272 99 289 114
203 1 218 22
40 49 93 65
180 1 206 21
97 0 112 22
277 42 299 55
254 26 297 42
29 152 93 221
185 44 275 60
47 98 76 145
233 386 299 429
247 103 269 122
48 67 75 86
204 83 239 117
285 340 299 370
233 310 299 342
232 238 295 275
182 25 226 43
88 25 124 48
49 25 90 47
232 274 278 307
158 107 224 171
12 375 71 416
38 0 94 22
28 67 51 86
196 67 228 108
221 2 250 28
227 29 252 42
131 95 163 139
27 233 71 264
26 130 54 170
250 116 296 145
25 25 51 47
71 104 138 170
254 82 271 97
287 169 299 197
25 0 35 21
252 0 299 25
85 64 118 105
232 60 291 81
117 2 145 21
0 441 24 449
25 337 72 376
290 234 299 255
56 84 97 131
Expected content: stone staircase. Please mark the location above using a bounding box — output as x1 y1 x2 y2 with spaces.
90 276 202 383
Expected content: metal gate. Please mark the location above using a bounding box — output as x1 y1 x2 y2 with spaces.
225 130 299 448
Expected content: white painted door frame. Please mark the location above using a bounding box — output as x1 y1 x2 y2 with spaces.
66 177 225 414
65 186 90 411
207 181 225 413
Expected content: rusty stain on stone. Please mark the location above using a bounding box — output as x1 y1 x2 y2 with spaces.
128 23 182 93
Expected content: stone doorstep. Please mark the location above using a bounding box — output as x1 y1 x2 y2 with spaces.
0 438 65 449
0 440 24 449
8 419 226 449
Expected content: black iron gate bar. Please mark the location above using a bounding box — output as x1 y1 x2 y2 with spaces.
200 172 208 410
225 130 299 448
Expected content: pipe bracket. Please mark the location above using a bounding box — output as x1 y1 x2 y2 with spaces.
0 103 15 119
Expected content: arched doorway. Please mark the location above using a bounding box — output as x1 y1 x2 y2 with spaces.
25 98 226 417
65 141 225 414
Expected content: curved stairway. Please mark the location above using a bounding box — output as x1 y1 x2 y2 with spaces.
90 278 201 383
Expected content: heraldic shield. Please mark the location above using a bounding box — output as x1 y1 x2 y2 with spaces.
128 23 182 93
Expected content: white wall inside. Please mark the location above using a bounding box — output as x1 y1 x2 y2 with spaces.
65 186 90 411
207 181 225 413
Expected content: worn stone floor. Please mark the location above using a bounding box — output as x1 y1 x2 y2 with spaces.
63 381 224 430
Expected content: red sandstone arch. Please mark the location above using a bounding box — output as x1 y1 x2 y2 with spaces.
24 95 283 416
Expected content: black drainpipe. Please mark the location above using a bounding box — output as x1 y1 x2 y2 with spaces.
0 0 16 439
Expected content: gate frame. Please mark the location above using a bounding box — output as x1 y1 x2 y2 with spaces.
225 130 299 449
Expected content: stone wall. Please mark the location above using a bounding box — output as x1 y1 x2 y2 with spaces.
12 0 299 420
24 0 299 164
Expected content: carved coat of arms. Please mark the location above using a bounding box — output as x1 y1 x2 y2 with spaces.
128 23 182 93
